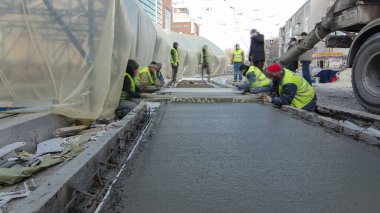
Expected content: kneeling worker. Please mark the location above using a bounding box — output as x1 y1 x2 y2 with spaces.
117 59 141 119
136 61 161 93
237 64 272 94
266 63 317 112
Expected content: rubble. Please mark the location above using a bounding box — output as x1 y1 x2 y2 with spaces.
0 179 36 211
54 125 89 137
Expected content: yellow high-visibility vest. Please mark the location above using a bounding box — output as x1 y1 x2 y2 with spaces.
200 49 212 64
233 49 244 63
170 48 180 65
279 68 315 109
136 67 155 87
121 72 137 100
245 66 271 89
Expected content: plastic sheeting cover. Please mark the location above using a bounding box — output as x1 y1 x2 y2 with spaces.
0 0 227 119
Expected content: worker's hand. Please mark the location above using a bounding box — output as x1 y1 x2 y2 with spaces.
261 95 272 103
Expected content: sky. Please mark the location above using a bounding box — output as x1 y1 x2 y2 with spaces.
173 0 308 50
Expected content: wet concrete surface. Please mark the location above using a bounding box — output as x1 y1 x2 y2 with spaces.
157 88 243 97
105 103 380 213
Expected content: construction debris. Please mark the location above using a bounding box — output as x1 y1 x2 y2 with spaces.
55 125 89 137
0 179 36 210
0 142 26 160
36 138 64 155
0 133 94 186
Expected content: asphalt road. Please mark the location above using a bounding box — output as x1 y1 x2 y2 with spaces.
105 103 380 213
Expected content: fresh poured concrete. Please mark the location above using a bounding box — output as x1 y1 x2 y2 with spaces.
107 103 380 213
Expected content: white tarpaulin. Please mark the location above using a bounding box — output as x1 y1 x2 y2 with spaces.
0 0 227 119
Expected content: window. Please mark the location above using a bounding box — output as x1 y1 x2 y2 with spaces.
174 8 189 14
165 8 171 30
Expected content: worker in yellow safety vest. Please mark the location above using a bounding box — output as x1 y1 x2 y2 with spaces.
237 64 272 94
116 59 141 119
199 45 213 82
170 42 180 85
136 61 160 93
265 63 317 112
232 44 245 82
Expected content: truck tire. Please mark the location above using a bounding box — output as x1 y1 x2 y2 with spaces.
352 32 380 114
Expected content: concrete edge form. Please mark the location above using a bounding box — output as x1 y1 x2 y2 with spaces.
317 105 380 124
0 113 74 152
280 105 380 145
9 103 148 213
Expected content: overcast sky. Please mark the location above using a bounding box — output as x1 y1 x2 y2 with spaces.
173 0 308 50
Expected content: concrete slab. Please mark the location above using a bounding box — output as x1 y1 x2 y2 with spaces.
105 103 380 213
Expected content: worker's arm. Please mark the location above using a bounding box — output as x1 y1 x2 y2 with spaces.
157 71 165 85
241 52 245 61
272 83 297 106
122 77 141 98
237 72 256 91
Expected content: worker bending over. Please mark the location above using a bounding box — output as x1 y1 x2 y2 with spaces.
116 60 141 119
265 63 317 112
237 64 272 94
136 61 161 93
199 45 212 82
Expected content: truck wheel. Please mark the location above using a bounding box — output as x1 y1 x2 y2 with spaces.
352 33 380 114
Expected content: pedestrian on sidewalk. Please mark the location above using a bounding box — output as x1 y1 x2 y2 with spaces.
170 42 180 84
249 29 265 71
232 44 244 82
298 32 314 85
200 45 212 82
285 38 298 72
265 63 317 112
237 64 272 94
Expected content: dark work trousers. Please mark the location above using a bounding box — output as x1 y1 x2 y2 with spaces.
301 61 313 86
202 64 211 82
302 95 317 112
171 66 178 83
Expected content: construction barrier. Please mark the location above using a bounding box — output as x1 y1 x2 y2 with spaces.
0 0 227 119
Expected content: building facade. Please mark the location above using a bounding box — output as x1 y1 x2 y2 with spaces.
137 0 161 25
138 0 173 29
279 0 348 70
172 3 199 36
162 0 173 30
